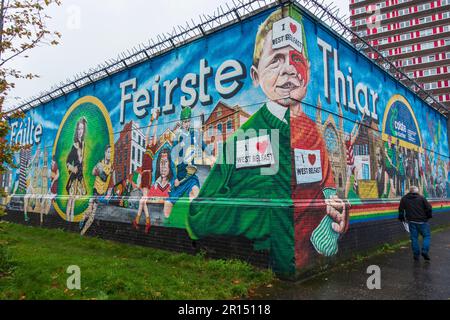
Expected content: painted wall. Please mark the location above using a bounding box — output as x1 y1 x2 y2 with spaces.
2 3 450 277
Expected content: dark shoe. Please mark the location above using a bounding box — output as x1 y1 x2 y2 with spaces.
421 253 431 261
413 255 420 261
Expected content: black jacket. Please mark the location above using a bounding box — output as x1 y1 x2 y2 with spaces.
398 192 432 223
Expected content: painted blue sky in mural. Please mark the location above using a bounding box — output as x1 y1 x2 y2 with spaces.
7 4 449 185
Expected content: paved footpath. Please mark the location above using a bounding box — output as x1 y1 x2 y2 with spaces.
253 228 450 300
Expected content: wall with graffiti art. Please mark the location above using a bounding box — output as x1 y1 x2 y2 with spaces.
2 3 449 277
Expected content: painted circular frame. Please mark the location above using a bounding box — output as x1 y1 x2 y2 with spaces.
52 96 114 222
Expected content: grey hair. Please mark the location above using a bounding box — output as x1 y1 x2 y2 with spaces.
410 186 419 194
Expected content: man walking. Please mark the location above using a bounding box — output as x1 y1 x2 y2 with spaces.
399 186 433 261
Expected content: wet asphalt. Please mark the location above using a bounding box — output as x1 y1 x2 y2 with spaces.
252 228 450 300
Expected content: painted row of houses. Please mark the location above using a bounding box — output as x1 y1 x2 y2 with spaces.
113 101 251 186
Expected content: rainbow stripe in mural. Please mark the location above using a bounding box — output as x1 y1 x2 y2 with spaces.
350 201 450 224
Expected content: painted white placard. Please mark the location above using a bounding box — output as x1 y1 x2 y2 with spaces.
294 149 322 184
236 135 275 169
272 17 304 53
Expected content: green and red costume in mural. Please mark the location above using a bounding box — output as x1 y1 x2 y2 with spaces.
141 144 156 189
291 111 340 268
187 104 343 276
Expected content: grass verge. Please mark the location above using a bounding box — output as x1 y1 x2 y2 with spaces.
0 221 273 300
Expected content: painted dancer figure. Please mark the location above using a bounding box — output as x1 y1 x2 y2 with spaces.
187 8 349 276
344 113 365 199
40 156 60 225
132 108 160 234
375 145 386 198
148 148 173 200
80 145 113 236
50 156 60 200
66 117 88 222
23 146 42 222
133 148 174 231
383 135 397 198
396 147 404 196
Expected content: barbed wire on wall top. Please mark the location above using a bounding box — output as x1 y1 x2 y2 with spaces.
4 0 448 117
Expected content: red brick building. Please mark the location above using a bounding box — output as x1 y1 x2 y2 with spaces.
350 0 450 109
202 101 250 158
114 121 145 183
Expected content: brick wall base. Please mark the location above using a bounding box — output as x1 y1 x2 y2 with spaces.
2 209 450 280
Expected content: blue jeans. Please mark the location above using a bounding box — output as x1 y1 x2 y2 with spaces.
409 222 431 256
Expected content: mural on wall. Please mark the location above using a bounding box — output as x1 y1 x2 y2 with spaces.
2 3 449 276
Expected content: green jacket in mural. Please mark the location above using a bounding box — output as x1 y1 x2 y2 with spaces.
187 104 295 276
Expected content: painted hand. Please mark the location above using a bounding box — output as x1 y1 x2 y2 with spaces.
325 195 349 234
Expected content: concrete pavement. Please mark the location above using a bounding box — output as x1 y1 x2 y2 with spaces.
253 227 450 300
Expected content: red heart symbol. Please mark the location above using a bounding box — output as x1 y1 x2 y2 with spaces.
290 23 297 34
308 154 316 166
256 141 269 154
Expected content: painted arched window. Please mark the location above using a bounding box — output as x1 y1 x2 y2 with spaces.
324 124 339 154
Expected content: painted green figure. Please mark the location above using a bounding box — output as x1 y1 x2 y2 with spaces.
187 105 294 276
187 6 349 276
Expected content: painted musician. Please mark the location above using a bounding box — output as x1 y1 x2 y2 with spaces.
80 145 113 236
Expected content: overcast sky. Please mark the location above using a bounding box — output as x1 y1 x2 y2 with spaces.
4 0 350 110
